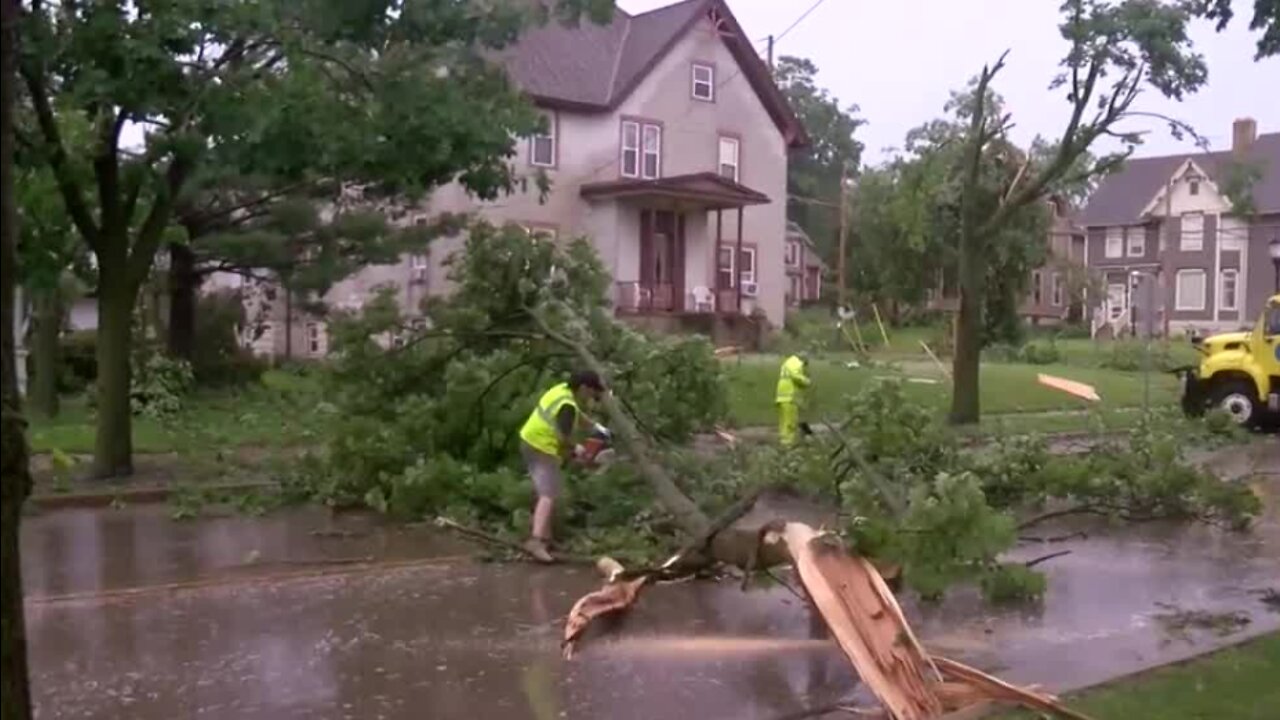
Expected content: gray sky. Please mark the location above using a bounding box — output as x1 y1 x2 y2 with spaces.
620 0 1279 165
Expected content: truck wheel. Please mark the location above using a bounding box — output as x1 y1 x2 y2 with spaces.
1207 380 1259 426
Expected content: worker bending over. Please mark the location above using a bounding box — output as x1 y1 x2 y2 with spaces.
518 370 606 562
776 354 811 446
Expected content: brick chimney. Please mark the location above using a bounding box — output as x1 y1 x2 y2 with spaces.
1233 117 1257 156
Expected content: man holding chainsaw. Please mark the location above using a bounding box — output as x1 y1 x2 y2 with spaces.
776 353 812 446
518 370 608 562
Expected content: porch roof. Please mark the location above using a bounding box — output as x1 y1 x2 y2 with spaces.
579 172 771 210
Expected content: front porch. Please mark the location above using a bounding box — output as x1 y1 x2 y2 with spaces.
581 172 770 320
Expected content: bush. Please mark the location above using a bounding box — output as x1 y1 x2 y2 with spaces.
1018 339 1061 365
191 291 268 387
59 329 97 393
130 353 194 419
1100 340 1178 372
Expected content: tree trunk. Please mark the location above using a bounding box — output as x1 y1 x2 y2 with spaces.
92 271 136 478
27 287 60 417
950 226 984 425
283 284 293 360
166 243 196 361
1 0 35 711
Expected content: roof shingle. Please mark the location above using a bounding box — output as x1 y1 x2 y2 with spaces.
1078 132 1280 226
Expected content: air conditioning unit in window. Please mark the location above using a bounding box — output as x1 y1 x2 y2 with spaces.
740 281 759 298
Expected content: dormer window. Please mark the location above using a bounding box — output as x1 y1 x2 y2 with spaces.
691 63 715 101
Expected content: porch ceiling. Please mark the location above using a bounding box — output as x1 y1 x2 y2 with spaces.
580 172 771 210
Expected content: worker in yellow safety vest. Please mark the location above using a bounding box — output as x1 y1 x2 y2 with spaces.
518 370 606 562
776 354 811 446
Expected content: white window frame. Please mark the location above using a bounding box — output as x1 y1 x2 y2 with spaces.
1105 227 1123 258
306 322 323 356
691 63 715 101
738 247 757 285
1180 212 1204 252
717 246 736 288
1175 269 1207 311
718 136 740 182
1126 229 1145 257
529 112 556 168
1051 272 1065 307
1219 269 1238 312
621 121 640 178
785 240 799 267
1031 270 1043 305
1107 283 1127 320
641 123 662 179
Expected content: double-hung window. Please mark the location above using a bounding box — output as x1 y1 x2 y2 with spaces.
622 120 662 179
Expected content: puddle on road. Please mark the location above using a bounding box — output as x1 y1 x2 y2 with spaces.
22 441 1280 720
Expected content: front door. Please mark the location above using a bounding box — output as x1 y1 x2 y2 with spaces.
639 210 685 311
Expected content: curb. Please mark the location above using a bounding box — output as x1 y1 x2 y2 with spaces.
28 481 280 511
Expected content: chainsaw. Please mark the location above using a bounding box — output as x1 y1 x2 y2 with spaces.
576 424 615 468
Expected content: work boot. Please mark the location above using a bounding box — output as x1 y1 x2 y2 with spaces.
523 537 554 563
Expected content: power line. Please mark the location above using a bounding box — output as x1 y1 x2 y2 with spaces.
775 0 828 43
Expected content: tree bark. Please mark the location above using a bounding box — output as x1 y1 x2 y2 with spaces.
950 226 984 425
92 268 136 478
166 243 196 360
283 283 293 360
28 287 60 417
1 0 36 712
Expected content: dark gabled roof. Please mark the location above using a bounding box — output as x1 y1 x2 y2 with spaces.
1078 132 1280 227
580 171 770 209
501 0 807 147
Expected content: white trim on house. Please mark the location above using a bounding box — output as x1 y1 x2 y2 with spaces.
1219 269 1239 313
1138 158 1224 217
1105 227 1123 258
1180 212 1204 251
691 62 715 101
1126 229 1145 257
1175 268 1207 311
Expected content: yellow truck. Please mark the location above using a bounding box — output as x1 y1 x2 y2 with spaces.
1180 293 1280 426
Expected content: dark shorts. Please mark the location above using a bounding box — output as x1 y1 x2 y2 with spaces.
520 441 563 499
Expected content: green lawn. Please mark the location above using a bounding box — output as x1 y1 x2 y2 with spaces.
998 632 1280 719
29 370 325 454
722 353 1181 428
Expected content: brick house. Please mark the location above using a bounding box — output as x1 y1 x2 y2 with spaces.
1078 118 1280 337
246 0 806 358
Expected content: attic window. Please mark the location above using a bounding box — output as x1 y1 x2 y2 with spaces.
1189 180 1200 196
692 63 715 101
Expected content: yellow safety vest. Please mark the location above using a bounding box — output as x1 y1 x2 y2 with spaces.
775 355 810 404
519 383 579 457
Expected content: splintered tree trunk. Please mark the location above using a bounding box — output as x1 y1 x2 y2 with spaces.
166 243 196 361
92 269 136 478
950 226 984 425
28 287 60 417
1 0 35 712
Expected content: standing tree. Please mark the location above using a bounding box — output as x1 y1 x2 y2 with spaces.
17 0 612 476
949 0 1208 424
774 55 864 265
2 0 35 714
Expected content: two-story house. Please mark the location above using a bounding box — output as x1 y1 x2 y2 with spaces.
260 0 806 358
1078 118 1280 337
784 222 826 307
927 194 1087 324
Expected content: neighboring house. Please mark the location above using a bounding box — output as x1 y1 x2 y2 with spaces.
255 0 806 358
927 194 1086 324
1078 118 1280 337
784 221 825 307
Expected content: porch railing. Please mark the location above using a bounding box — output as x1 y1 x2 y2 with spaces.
615 282 745 314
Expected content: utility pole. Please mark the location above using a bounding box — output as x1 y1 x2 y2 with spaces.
837 164 849 309
767 35 774 71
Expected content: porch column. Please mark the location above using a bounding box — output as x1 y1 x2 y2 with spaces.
715 209 723 312
735 206 744 312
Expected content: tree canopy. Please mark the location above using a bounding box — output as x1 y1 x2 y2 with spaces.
16 0 612 476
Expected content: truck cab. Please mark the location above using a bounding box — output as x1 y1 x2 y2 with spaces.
1181 294 1280 426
